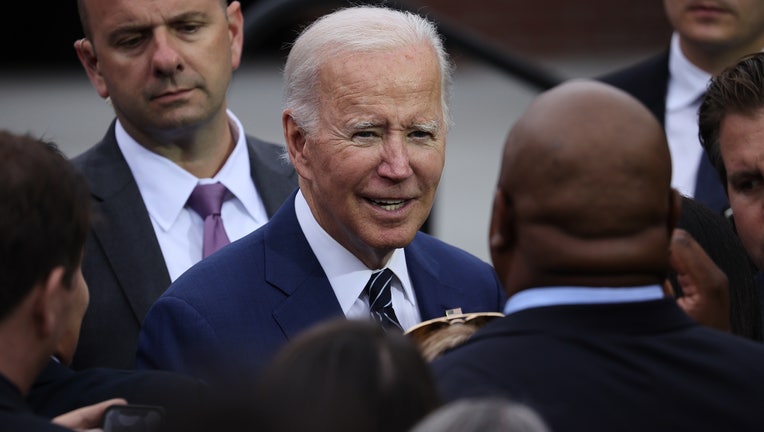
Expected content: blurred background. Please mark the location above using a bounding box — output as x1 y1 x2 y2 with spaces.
1 0 671 263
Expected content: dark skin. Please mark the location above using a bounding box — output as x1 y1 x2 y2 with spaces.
489 79 729 330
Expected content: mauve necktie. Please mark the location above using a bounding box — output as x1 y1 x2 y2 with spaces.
188 182 231 258
365 268 403 331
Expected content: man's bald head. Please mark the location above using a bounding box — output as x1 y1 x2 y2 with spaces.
490 80 680 294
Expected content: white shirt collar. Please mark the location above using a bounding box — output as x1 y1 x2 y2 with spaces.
293 190 416 316
503 285 665 316
116 109 266 232
667 32 712 111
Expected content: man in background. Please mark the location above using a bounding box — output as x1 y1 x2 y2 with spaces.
137 5 505 382
600 0 764 215
71 0 297 369
430 80 764 431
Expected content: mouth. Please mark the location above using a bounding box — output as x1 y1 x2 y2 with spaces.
368 198 407 211
688 2 728 13
151 88 193 102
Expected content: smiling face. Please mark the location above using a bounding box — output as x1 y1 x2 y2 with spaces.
286 42 446 269
719 109 764 269
76 0 242 143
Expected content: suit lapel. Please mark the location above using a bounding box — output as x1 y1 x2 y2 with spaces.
82 124 171 324
263 192 345 339
405 234 464 320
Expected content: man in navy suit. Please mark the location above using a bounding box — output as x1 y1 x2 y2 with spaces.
599 0 764 216
70 0 298 370
136 5 505 381
430 80 764 431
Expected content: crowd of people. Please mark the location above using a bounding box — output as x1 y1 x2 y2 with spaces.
4 0 764 431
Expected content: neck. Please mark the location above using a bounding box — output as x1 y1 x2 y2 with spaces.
680 35 764 75
118 110 236 178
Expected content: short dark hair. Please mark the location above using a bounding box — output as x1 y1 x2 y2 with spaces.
699 52 764 191
252 318 442 432
0 130 91 320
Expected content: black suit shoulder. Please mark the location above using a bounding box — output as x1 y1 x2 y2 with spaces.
597 50 670 125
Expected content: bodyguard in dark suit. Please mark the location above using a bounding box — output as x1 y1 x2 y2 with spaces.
71 125 297 370
70 0 298 370
598 1 764 215
430 81 764 431
137 6 505 381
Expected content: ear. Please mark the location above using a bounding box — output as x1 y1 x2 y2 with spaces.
283 110 311 180
32 266 67 340
489 187 515 262
74 38 110 99
226 1 244 71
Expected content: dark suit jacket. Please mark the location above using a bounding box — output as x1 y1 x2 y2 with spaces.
598 52 729 214
28 359 209 432
136 189 506 381
431 298 764 431
70 121 298 370
0 373 71 432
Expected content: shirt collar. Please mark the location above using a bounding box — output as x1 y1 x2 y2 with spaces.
294 190 414 314
503 285 665 316
667 32 712 111
116 109 263 231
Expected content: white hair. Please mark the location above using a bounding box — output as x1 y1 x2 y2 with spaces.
282 5 454 136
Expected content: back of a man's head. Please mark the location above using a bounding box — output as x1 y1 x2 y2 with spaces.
0 130 91 321
490 80 679 294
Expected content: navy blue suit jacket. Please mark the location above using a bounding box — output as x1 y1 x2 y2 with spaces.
137 190 505 380
70 121 298 370
598 51 729 214
431 298 764 431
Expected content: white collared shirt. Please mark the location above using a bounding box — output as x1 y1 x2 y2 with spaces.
117 109 269 281
294 190 421 330
503 285 665 316
666 32 713 198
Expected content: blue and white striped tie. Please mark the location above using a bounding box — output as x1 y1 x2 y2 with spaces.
365 268 403 331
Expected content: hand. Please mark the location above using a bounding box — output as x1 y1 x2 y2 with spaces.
52 398 127 431
664 228 730 332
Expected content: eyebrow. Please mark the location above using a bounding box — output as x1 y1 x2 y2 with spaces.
108 11 208 38
349 119 441 132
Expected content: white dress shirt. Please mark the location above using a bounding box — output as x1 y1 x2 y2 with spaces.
665 32 713 198
117 110 269 281
294 190 422 330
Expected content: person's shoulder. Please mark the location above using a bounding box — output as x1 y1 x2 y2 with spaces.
162 229 268 298
0 411 73 432
244 134 288 158
410 231 492 268
597 50 669 87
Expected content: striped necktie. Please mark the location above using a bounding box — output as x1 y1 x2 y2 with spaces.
365 268 403 331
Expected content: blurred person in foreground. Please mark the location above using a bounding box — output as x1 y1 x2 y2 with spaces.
430 80 764 431
136 5 504 382
410 397 550 432
0 130 125 431
600 0 764 215
71 0 297 370
249 319 441 432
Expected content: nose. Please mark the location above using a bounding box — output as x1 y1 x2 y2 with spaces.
378 135 414 180
150 29 183 76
